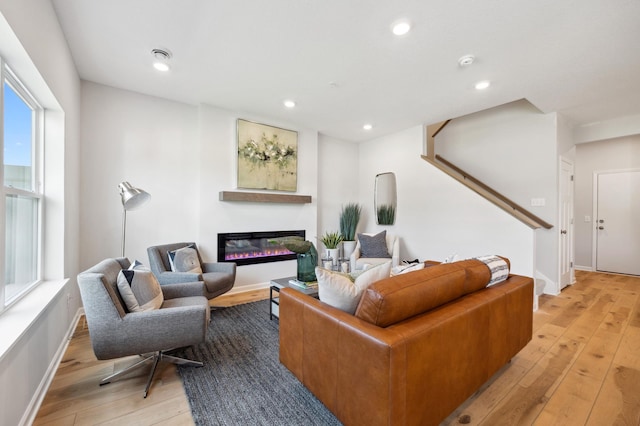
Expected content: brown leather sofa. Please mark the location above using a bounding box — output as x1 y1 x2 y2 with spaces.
279 258 533 425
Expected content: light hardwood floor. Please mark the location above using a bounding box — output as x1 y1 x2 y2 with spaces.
34 271 640 425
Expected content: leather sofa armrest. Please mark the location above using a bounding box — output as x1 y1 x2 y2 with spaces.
279 288 407 423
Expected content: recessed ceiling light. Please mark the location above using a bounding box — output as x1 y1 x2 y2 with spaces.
151 48 172 72
458 55 475 67
475 80 491 90
153 62 170 72
391 20 411 36
363 124 373 130
283 100 296 108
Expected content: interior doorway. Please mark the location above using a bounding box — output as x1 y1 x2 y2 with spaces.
594 169 640 275
559 158 574 288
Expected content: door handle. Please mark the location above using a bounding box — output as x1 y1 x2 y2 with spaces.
598 226 605 230
560 230 567 234
599 219 605 223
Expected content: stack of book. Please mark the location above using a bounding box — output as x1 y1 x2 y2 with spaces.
289 279 318 289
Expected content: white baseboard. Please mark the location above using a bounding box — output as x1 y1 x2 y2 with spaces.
574 265 593 272
226 281 272 295
22 307 83 426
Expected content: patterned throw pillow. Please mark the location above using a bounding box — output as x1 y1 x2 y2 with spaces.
168 245 203 274
390 262 425 276
474 255 510 286
316 261 392 314
128 259 149 271
358 231 391 258
117 269 164 312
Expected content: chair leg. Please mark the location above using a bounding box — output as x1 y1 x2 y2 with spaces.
161 353 203 367
143 353 162 398
100 355 154 386
100 350 202 398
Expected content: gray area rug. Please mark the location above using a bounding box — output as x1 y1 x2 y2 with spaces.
175 299 341 425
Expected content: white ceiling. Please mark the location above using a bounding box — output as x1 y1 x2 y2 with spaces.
51 0 640 142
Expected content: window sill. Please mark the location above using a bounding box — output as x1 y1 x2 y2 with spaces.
0 279 69 362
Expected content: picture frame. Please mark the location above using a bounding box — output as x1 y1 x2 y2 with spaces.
236 119 298 192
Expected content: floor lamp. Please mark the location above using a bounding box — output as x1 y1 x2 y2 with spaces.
118 181 151 257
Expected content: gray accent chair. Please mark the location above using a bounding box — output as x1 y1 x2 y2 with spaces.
147 242 236 301
77 257 210 398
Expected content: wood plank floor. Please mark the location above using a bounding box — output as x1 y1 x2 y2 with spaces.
34 271 640 425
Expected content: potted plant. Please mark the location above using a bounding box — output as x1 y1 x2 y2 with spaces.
339 203 362 258
321 231 343 266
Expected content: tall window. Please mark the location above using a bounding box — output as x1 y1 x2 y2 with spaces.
1 60 43 311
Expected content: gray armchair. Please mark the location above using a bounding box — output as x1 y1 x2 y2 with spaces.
147 242 236 300
77 257 210 398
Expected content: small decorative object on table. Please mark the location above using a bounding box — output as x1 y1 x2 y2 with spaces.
321 231 344 267
339 257 350 273
269 236 318 282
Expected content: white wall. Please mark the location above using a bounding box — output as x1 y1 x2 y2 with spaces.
80 82 200 266
357 125 535 278
574 135 640 269
0 1 81 425
436 100 558 291
80 85 319 287
196 104 318 286
574 113 640 144
317 134 359 249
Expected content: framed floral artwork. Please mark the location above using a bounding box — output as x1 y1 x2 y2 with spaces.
237 119 298 192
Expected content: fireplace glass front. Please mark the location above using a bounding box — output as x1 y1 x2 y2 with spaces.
217 230 305 266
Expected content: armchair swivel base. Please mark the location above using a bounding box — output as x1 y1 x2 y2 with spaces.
100 350 203 398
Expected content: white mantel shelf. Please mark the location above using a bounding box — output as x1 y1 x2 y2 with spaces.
219 191 312 204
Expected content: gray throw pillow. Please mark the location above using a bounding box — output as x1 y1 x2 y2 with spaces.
117 269 164 312
358 231 391 258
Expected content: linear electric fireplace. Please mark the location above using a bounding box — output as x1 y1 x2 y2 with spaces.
218 230 305 266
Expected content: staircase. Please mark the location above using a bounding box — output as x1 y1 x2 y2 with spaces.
423 120 553 230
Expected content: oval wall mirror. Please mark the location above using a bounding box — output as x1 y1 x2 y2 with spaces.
375 172 397 225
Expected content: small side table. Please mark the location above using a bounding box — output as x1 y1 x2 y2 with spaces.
270 277 319 320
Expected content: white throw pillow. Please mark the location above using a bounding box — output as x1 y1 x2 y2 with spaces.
316 261 392 314
390 262 425 276
168 245 203 274
117 269 164 312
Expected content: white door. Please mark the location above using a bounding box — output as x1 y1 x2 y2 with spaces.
559 159 574 288
596 170 640 275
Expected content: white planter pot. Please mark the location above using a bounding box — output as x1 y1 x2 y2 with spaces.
342 241 357 259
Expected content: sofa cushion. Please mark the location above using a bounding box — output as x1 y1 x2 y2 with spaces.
355 259 493 327
316 262 392 314
358 231 391 258
117 269 164 312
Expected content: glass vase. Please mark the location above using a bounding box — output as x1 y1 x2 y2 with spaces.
296 248 318 282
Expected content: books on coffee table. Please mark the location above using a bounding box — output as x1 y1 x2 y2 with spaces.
289 279 318 289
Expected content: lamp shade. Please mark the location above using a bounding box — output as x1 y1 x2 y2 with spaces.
118 181 151 210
